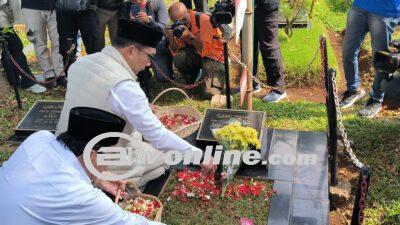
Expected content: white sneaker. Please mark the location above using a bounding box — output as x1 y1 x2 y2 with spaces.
26 84 47 94
253 84 262 94
263 90 287 103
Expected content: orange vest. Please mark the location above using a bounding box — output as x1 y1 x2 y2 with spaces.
188 10 224 62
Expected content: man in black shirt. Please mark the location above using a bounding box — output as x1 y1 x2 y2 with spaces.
55 0 98 76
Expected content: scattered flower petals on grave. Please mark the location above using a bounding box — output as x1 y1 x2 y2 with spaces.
169 170 275 203
240 218 255 225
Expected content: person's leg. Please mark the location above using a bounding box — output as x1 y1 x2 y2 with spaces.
78 10 98 54
339 7 369 108
137 67 152 99
342 7 369 93
358 13 399 118
253 11 261 91
94 8 110 51
108 10 119 46
153 38 174 82
22 9 55 80
47 10 64 77
255 8 285 93
57 11 78 74
368 14 398 102
173 46 201 83
202 58 225 98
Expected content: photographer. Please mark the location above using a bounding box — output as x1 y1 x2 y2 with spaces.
340 0 400 118
166 2 225 99
119 0 171 98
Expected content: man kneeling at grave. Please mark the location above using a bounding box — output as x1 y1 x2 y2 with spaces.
166 2 226 99
0 107 164 224
56 19 216 187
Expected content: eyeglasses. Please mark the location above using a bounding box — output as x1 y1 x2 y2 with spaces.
137 47 156 62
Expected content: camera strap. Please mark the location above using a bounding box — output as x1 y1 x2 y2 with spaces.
193 11 202 29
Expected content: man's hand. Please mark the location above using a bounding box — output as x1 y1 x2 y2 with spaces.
165 28 175 40
182 29 195 43
201 156 217 177
149 103 158 113
95 179 127 200
136 12 150 24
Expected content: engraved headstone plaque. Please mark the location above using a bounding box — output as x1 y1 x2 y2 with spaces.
196 109 266 146
14 100 64 136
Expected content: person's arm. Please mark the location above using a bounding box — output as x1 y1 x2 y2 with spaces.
165 28 186 56
196 15 214 57
108 80 203 155
148 0 168 31
77 186 163 225
182 30 203 53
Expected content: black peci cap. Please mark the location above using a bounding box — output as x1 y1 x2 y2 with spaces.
67 107 126 147
117 19 164 48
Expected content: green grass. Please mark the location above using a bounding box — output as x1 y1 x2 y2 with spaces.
0 87 64 145
14 25 31 48
274 19 339 88
0 149 13 166
313 0 349 32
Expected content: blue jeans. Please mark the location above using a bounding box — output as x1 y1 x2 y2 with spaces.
342 7 399 102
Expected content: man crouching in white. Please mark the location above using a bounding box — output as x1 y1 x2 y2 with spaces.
0 107 164 225
55 19 216 187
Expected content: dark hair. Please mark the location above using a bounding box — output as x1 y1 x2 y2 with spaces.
57 132 100 157
113 36 145 49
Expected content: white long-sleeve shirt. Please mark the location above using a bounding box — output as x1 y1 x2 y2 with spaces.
108 80 203 155
0 131 163 225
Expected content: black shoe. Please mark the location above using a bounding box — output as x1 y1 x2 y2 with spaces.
359 98 382 118
57 76 68 88
339 89 366 109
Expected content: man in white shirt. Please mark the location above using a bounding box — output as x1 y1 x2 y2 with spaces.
56 19 215 187
0 107 164 225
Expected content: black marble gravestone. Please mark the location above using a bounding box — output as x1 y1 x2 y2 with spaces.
14 100 64 136
196 108 266 147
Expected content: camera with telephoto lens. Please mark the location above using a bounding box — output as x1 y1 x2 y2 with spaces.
169 20 186 38
374 40 400 80
211 0 235 25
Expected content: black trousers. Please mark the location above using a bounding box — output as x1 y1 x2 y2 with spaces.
179 0 208 12
56 10 98 74
1 28 35 89
253 8 285 92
